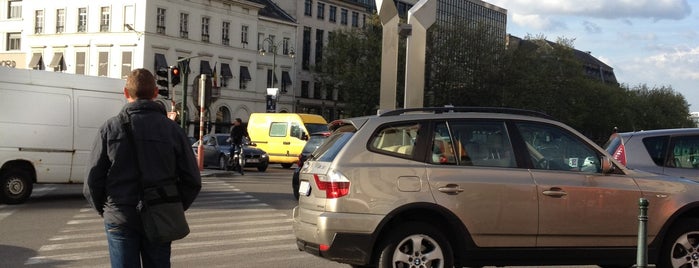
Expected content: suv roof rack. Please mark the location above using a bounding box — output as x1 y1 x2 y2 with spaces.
379 106 553 119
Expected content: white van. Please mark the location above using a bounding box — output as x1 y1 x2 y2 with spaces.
0 67 126 204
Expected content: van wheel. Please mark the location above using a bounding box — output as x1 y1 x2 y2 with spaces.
658 218 699 268
281 163 293 169
0 168 33 204
377 222 453 268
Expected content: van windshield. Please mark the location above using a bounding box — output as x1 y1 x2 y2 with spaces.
305 123 328 134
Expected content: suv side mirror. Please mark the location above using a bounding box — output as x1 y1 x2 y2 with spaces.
601 156 615 174
302 133 309 141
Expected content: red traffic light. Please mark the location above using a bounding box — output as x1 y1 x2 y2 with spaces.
170 67 181 87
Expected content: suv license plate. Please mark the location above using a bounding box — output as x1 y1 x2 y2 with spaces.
247 158 259 163
299 180 311 196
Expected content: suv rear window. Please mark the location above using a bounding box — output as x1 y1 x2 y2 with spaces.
369 122 421 158
314 132 353 162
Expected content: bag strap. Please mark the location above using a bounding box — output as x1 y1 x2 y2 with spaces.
118 112 145 197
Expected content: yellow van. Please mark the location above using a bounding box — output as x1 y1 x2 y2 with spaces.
247 113 328 168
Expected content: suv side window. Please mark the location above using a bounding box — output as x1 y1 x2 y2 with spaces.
516 122 600 172
667 135 699 169
269 122 288 137
369 122 420 158
431 121 515 168
641 136 669 166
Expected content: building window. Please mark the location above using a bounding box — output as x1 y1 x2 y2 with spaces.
283 37 290 55
77 8 87 32
340 9 347 25
56 9 65 33
315 29 324 68
351 11 358 27
241 25 249 46
317 2 324 20
267 35 275 52
156 8 166 34
100 7 110 32
301 81 309 98
121 51 132 79
329 6 336 23
98 52 109 76
258 33 265 51
179 13 189 38
267 69 274 88
8 0 22 19
304 0 312 16
7 33 20 50
302 27 311 70
201 16 210 42
124 5 135 32
313 82 322 99
76 52 86 75
34 10 43 34
222 21 230 45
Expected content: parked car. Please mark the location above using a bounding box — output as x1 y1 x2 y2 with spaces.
293 107 699 268
604 128 699 180
192 133 269 171
292 131 331 199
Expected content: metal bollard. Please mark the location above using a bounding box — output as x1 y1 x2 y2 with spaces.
636 198 649 268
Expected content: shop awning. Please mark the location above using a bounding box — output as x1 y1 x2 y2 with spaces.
49 52 65 70
200 60 212 75
29 53 43 69
154 53 168 71
240 66 251 81
221 63 233 78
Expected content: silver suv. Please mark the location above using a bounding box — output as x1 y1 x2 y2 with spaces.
604 128 699 180
292 107 699 268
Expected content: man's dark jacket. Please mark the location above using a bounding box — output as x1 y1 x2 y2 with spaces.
83 100 201 229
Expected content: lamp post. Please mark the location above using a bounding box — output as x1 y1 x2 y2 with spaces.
259 37 295 112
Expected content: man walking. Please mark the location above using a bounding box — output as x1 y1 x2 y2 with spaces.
84 68 201 267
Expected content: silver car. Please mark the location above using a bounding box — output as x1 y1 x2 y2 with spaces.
293 107 699 268
604 128 699 180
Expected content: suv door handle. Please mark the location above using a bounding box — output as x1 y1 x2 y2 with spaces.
438 184 464 195
283 141 291 145
542 187 568 197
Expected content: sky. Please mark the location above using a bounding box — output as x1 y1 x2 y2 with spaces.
487 0 699 111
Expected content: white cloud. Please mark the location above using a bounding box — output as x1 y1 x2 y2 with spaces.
511 13 567 31
490 0 692 20
582 21 602 33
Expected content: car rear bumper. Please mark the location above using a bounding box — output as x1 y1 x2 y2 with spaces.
292 206 381 266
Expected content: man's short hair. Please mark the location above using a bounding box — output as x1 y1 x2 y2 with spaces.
125 68 157 99
235 118 242 124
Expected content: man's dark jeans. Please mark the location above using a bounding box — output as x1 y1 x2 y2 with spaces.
105 222 171 268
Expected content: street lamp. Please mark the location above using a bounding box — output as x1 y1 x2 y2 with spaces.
259 37 295 112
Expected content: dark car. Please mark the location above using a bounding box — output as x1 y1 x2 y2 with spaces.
292 131 330 199
192 133 269 171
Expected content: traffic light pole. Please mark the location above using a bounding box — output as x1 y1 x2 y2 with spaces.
179 60 189 130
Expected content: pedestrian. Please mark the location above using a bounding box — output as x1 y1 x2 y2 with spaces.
229 117 249 175
83 68 202 268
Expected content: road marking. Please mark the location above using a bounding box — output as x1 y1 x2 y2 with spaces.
25 177 299 267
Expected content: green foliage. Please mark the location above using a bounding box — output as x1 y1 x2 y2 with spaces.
313 15 694 143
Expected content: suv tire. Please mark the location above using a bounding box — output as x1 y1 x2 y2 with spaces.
377 222 453 268
659 218 699 268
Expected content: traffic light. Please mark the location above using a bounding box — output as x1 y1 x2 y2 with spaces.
170 66 181 87
158 88 169 98
156 68 169 88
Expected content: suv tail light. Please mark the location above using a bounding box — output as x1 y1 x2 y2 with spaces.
313 171 350 199
612 144 626 166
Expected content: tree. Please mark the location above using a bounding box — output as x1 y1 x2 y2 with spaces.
315 15 383 117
